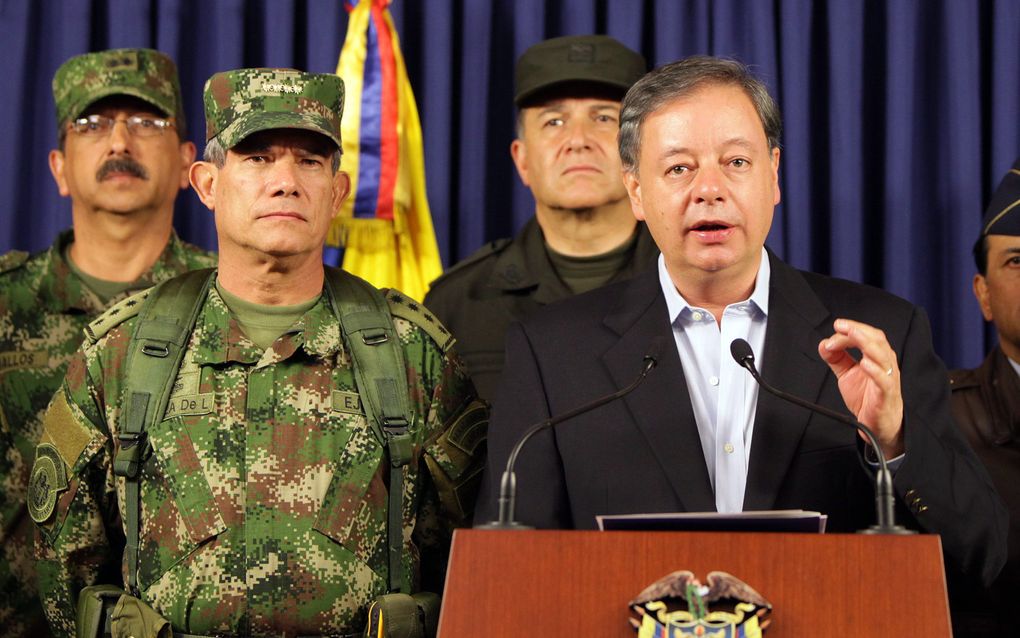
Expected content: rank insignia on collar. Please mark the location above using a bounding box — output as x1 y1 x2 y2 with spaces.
630 570 772 637
28 443 69 524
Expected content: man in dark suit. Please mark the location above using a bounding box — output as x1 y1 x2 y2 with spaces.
476 56 1007 588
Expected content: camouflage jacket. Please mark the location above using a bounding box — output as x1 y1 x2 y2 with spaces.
33 280 486 637
0 229 214 637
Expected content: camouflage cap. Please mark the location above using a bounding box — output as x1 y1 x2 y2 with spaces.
980 157 1020 237
514 35 646 107
203 68 344 150
52 48 184 131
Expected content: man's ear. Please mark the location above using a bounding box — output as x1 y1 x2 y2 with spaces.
510 138 531 188
331 170 351 220
623 169 645 221
770 147 781 206
973 273 993 322
48 150 70 197
189 161 218 211
177 141 197 190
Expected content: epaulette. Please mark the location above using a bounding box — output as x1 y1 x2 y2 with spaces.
947 368 980 391
384 288 456 353
430 238 512 286
84 288 152 343
0 250 29 275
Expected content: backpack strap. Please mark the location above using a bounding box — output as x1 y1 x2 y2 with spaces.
323 266 412 594
114 268 215 593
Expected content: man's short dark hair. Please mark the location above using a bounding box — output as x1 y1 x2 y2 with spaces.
619 56 782 171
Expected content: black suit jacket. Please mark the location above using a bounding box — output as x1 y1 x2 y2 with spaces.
477 252 1007 586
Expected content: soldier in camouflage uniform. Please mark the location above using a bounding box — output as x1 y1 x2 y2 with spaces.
0 49 214 636
32 68 485 637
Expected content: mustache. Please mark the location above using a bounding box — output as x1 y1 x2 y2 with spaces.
96 157 148 181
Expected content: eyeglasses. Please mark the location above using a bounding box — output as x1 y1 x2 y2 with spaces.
69 114 176 138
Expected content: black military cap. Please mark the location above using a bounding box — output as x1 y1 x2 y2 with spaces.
981 158 1020 237
514 35 646 107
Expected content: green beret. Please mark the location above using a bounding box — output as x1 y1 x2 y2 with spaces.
52 48 184 132
202 68 344 150
981 158 1020 237
514 35 646 107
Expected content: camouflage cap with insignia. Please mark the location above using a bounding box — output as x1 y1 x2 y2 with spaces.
52 48 184 132
203 68 344 150
514 35 646 107
980 158 1020 238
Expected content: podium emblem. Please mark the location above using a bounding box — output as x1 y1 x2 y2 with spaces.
630 570 772 637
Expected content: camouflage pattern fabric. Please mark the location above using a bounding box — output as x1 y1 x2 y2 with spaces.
0 230 214 637
203 68 344 149
33 282 485 636
52 48 184 130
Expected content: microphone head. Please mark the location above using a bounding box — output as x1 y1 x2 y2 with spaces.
643 337 668 368
730 338 755 368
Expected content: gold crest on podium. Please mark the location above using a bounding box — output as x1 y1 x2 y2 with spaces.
630 571 772 637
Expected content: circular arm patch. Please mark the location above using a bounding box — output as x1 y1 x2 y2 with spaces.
28 443 69 524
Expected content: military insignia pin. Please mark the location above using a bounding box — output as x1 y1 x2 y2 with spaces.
28 443 69 523
630 570 772 637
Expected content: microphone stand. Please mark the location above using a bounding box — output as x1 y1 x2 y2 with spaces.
477 345 661 530
730 339 914 535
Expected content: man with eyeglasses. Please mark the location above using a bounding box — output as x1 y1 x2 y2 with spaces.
0 48 213 636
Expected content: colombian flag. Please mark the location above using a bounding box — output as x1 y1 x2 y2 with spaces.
327 0 442 301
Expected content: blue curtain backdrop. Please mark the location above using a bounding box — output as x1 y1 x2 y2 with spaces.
0 0 1017 370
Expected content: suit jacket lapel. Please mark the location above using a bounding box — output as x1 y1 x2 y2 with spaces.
601 269 717 512
743 252 834 510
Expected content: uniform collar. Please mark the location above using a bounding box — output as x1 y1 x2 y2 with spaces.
488 217 568 300
38 229 106 314
191 284 342 367
980 345 1020 443
487 216 660 303
40 229 206 314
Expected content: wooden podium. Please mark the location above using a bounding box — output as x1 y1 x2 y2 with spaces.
438 529 950 636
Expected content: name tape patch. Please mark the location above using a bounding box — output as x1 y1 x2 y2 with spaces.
0 350 49 373
332 390 364 415
164 392 215 419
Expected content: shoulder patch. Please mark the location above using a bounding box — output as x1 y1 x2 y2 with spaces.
28 443 68 524
947 368 980 390
39 390 97 471
430 238 511 285
385 289 456 352
85 287 152 343
0 250 29 275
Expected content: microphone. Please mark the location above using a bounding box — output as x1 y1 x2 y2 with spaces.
729 338 913 535
477 338 667 530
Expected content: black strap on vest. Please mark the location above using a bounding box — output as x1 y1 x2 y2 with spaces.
113 267 412 595
113 269 215 594
323 266 413 594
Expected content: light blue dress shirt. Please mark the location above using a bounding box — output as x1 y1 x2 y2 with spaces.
657 248 771 513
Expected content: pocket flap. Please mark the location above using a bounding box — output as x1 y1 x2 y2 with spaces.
313 423 387 566
146 415 226 544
